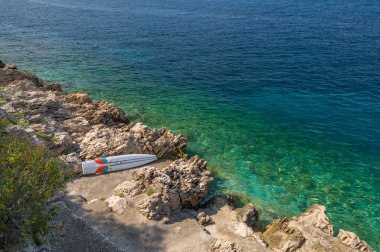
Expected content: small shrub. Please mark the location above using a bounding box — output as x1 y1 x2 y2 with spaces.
0 119 66 248
100 196 106 201
118 192 125 198
145 187 155 196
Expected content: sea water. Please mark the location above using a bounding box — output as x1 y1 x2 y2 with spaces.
1 0 379 248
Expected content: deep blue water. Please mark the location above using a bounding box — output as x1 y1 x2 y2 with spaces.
1 0 379 248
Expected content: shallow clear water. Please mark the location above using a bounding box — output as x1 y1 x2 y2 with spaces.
1 0 379 248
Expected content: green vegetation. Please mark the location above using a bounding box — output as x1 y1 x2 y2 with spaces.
0 94 9 106
9 118 29 128
35 131 54 142
100 196 106 201
13 112 26 119
145 187 155 196
0 119 66 248
118 192 125 198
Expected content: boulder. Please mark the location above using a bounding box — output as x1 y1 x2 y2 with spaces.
235 203 259 230
60 153 82 174
113 156 212 221
263 218 305 252
293 204 333 235
132 156 212 209
62 92 129 126
105 195 127 215
263 204 368 252
130 122 187 159
136 194 171 221
113 180 145 197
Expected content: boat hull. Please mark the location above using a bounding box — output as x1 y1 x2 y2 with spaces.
82 154 157 175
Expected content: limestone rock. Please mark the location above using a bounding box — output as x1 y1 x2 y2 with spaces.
202 196 230 211
198 196 270 251
4 64 17 70
167 190 181 210
262 204 368 252
60 153 82 174
293 204 333 235
7 79 38 92
5 125 30 141
51 132 74 154
136 194 171 221
130 122 187 159
235 203 259 230
209 239 242 252
62 116 91 134
337 229 374 252
197 212 212 226
105 195 127 215
14 70 44 87
78 126 147 159
44 83 63 92
113 180 145 197
233 222 254 238
113 156 212 221
1 66 187 163
5 125 43 146
62 92 129 126
132 156 212 209
263 218 305 252
0 64 17 85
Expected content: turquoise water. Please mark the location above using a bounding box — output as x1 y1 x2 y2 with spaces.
1 0 379 248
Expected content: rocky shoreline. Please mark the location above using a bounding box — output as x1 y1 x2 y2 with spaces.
0 61 374 251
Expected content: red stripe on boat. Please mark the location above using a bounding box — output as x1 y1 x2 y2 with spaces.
96 166 107 174
95 158 106 164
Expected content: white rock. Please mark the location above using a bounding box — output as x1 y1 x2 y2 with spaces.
105 195 127 215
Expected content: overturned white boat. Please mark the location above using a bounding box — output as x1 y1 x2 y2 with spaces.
82 154 157 175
